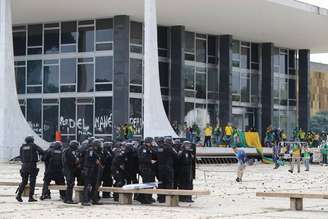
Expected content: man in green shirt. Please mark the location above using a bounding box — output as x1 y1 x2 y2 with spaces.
320 143 328 164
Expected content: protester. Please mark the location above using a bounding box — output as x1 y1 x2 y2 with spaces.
214 124 222 146
203 124 213 147
232 146 246 182
289 143 301 173
303 144 311 171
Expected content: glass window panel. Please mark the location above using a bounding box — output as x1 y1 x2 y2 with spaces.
44 29 59 54
184 65 195 90
208 35 217 57
196 39 206 63
240 47 250 69
78 26 94 52
27 60 42 85
61 21 77 44
185 53 195 61
158 26 168 49
289 50 296 69
96 43 112 51
95 56 113 83
159 62 169 88
273 77 279 99
196 73 206 99
44 65 59 93
208 104 219 126
274 48 280 67
240 78 250 102
96 18 113 42
184 102 194 118
185 31 195 54
251 73 259 96
251 43 259 63
13 31 26 56
95 97 112 135
27 99 42 136
130 58 142 85
280 78 288 105
279 53 287 74
43 105 59 142
130 22 142 45
232 71 240 94
15 67 26 94
129 98 143 136
60 98 76 134
289 79 296 100
208 68 218 93
77 104 94 142
28 24 42 47
60 58 76 84
78 64 94 92
232 40 240 60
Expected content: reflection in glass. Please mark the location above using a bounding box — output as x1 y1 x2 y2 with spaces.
159 62 169 88
96 56 113 83
185 31 195 54
196 73 206 99
129 98 143 135
77 104 94 142
27 60 42 85
78 64 94 92
13 31 26 56
15 67 26 94
130 59 142 85
240 78 250 102
78 26 94 52
28 24 42 47
184 65 195 90
44 29 59 54
27 99 42 136
130 22 143 45
43 105 58 142
44 65 59 93
60 98 76 135
96 19 113 42
196 39 206 63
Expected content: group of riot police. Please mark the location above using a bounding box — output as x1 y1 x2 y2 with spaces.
16 135 196 206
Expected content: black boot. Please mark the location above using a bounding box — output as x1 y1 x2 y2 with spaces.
16 194 23 202
28 197 37 202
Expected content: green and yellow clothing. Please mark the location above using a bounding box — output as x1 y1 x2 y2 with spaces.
291 144 301 158
204 127 213 137
303 149 311 160
225 126 233 136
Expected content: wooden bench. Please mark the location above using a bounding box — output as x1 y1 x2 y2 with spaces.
0 182 210 207
256 192 328 211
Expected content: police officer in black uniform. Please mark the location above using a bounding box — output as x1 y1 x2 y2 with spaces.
16 136 44 202
111 142 129 201
156 138 178 203
101 142 113 198
81 139 103 206
62 140 80 204
137 137 156 204
178 141 195 202
40 141 66 201
172 139 182 189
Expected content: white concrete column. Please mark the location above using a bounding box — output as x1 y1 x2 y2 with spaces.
0 0 47 161
143 0 177 138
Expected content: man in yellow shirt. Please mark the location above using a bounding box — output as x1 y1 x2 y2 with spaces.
289 143 301 173
224 123 233 147
204 124 213 147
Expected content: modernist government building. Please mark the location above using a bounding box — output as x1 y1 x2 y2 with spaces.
2 0 328 149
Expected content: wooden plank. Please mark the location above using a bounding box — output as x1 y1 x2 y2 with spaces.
165 195 179 207
0 181 210 196
290 198 303 211
119 193 133 205
256 192 328 199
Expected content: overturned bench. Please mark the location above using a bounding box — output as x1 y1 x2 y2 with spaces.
0 182 210 207
256 191 328 211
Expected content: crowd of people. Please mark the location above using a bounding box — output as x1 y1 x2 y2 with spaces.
15 136 196 206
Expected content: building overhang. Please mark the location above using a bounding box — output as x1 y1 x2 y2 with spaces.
12 0 328 52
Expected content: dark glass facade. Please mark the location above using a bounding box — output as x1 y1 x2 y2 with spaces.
13 15 300 142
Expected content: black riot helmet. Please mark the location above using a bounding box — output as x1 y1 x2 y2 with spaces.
69 140 79 150
54 141 62 150
103 142 113 151
25 135 34 144
182 141 193 151
144 137 153 145
92 139 102 149
164 137 173 145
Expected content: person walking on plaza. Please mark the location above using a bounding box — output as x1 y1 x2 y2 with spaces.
289 143 301 173
303 144 311 171
273 141 281 169
214 124 222 146
232 146 246 182
320 142 328 165
224 123 234 147
204 124 213 147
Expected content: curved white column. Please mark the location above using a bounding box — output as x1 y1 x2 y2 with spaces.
0 0 48 161
143 0 177 138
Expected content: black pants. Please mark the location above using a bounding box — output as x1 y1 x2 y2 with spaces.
158 166 174 202
178 165 193 201
139 167 155 203
42 171 66 199
17 164 39 198
82 175 98 204
204 136 212 147
102 170 113 198
64 169 76 202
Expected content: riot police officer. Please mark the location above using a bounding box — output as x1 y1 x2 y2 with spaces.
178 141 195 202
16 136 44 202
81 139 103 206
40 141 66 201
111 142 129 201
101 142 113 198
137 137 157 204
62 140 80 204
156 138 178 203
